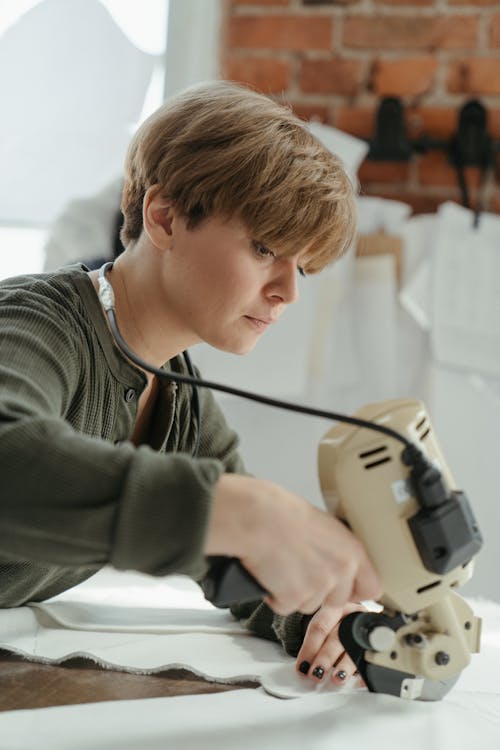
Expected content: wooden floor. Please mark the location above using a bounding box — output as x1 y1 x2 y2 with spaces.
0 650 258 711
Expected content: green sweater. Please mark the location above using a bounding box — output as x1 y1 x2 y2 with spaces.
0 265 306 655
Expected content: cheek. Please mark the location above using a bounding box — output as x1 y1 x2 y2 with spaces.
203 265 250 303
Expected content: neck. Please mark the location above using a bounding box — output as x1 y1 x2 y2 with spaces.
91 245 199 368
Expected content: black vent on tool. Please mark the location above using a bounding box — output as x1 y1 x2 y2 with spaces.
359 445 392 470
416 579 441 595
416 416 431 442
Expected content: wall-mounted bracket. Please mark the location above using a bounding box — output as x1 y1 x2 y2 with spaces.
366 97 499 223
367 97 496 169
448 100 493 171
367 97 413 162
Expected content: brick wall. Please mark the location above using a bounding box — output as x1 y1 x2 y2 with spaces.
221 0 500 214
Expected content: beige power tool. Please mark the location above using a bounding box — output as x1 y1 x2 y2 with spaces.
319 397 483 701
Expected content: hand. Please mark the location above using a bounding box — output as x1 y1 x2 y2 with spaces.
296 602 366 687
205 474 382 616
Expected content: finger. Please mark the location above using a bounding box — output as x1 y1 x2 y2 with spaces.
296 606 343 680
296 602 367 679
296 605 342 658
330 652 362 687
307 629 356 683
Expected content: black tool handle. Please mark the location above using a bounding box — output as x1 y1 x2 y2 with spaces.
200 556 267 608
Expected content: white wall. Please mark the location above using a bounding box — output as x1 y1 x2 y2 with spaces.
165 0 222 98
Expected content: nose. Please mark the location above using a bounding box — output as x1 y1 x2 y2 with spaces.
266 258 300 306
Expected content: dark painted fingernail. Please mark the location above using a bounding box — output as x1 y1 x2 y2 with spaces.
312 666 324 680
336 670 347 680
299 661 310 675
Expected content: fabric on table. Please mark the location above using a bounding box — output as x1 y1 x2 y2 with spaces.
0 569 499 747
0 569 497 702
0 572 344 699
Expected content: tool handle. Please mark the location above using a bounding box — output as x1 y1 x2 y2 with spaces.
201 556 267 608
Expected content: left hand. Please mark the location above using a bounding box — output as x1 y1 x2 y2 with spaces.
295 601 366 686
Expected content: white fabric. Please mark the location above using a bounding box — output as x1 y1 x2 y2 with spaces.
0 571 352 700
356 195 411 236
430 202 500 377
398 207 500 602
0 569 499 747
0 687 500 750
307 121 368 191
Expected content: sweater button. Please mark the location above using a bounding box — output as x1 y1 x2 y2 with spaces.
124 388 136 403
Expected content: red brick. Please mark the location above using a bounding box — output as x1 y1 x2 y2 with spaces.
372 57 438 96
406 107 457 140
343 15 478 51
358 160 411 183
301 0 357 4
448 58 500 95
406 106 500 159
485 109 500 139
486 191 500 214
418 152 455 187
417 151 483 189
299 58 364 95
224 55 291 93
360 189 452 215
374 0 434 5
231 0 290 5
489 15 500 48
336 106 376 139
227 15 333 51
449 0 500 5
290 102 330 123
337 104 454 143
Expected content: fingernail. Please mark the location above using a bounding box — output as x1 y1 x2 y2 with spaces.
312 666 324 680
336 670 347 680
298 661 310 675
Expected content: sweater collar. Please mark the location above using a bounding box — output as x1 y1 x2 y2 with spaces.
69 263 147 390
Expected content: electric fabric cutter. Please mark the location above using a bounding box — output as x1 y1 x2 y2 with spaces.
202 398 483 702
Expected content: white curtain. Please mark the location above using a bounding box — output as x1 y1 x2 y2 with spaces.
0 0 159 226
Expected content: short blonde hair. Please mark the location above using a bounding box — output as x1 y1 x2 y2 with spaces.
121 81 356 274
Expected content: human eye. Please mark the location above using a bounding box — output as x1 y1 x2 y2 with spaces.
252 241 275 260
298 266 306 278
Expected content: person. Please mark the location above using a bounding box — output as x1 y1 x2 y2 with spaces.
0 81 381 688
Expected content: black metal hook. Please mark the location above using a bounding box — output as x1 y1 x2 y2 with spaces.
366 97 498 227
367 97 413 162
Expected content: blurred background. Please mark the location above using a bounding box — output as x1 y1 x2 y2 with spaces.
1 0 499 601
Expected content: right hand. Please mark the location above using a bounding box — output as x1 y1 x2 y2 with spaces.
204 474 382 616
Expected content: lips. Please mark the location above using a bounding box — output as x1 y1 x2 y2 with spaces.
244 315 275 330
247 311 279 324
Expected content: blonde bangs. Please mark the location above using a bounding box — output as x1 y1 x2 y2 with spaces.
121 81 357 266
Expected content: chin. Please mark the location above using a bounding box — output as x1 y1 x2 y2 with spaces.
215 338 259 356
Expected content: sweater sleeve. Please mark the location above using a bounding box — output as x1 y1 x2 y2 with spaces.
230 600 310 657
181 370 311 655
0 284 226 581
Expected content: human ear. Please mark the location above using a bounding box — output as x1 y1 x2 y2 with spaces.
142 185 175 249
